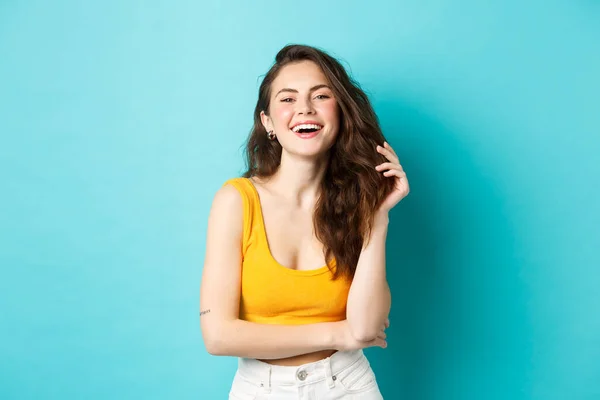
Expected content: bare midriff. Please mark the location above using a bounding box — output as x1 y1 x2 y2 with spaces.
257 349 338 366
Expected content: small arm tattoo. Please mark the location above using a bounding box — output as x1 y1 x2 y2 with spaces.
199 309 211 317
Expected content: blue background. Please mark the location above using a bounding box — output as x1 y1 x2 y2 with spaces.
1 0 599 399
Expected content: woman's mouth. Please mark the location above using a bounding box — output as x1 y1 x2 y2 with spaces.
291 123 323 139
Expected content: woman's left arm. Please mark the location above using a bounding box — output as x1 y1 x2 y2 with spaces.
346 211 391 342
346 141 410 342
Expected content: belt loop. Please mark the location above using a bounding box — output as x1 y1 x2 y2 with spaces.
264 365 272 393
324 356 335 389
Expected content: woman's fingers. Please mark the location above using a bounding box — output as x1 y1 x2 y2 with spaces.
367 318 390 349
376 144 399 164
383 169 408 178
375 162 404 172
367 337 387 349
384 141 399 159
366 327 388 349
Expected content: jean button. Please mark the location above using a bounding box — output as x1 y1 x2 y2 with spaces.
297 370 308 381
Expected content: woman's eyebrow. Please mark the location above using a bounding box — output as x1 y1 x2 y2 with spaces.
275 84 331 97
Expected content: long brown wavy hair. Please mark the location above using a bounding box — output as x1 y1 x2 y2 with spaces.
242 44 396 282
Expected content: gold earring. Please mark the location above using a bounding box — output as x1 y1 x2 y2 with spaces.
267 130 276 140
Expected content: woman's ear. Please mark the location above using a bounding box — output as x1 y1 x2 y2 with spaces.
260 110 272 132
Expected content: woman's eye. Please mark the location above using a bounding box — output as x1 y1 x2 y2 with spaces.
315 94 330 99
281 98 294 102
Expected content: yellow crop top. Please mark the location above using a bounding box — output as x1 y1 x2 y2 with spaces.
223 177 351 325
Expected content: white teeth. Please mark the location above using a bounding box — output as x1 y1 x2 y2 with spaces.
292 124 323 133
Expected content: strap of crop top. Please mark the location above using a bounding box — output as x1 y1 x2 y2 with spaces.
222 178 256 257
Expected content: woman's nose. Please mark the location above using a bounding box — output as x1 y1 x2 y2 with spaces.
296 98 315 114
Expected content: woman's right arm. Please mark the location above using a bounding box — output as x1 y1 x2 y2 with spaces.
199 184 386 359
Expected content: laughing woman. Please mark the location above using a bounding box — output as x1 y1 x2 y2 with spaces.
200 44 409 399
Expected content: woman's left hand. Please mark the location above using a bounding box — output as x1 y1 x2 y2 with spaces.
375 141 410 214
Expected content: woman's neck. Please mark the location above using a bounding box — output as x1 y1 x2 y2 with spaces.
266 153 329 209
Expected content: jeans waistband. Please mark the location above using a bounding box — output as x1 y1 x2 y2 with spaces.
237 349 364 391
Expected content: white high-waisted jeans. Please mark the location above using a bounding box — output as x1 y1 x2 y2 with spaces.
228 349 384 399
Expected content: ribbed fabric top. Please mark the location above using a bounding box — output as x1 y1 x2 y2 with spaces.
223 177 351 325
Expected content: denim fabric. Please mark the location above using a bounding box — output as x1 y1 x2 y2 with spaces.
229 349 384 399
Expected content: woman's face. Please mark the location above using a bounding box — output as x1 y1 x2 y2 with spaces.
261 60 340 158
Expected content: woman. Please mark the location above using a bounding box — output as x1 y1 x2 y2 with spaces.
200 44 409 399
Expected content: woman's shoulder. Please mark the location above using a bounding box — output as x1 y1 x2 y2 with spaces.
219 176 250 190
218 176 254 203
213 177 256 245
222 176 248 185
